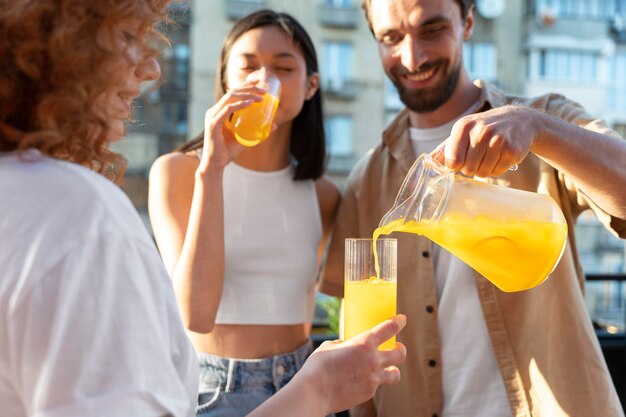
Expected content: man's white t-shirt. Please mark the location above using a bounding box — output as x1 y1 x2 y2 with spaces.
0 150 198 417
409 102 512 417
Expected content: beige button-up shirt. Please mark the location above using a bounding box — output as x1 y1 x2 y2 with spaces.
321 80 626 417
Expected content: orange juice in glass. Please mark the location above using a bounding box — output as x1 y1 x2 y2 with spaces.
227 71 280 147
343 238 397 350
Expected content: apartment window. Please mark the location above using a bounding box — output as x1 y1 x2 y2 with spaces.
384 77 403 111
609 53 626 113
323 0 355 7
464 42 498 82
577 212 626 274
537 49 598 82
325 115 353 157
322 42 354 91
533 0 617 19
159 44 190 92
161 100 188 137
224 0 266 20
577 210 626 335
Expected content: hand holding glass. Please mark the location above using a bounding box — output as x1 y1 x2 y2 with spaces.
343 238 398 350
227 71 281 147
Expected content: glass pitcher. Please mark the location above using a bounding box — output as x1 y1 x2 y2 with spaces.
374 153 568 292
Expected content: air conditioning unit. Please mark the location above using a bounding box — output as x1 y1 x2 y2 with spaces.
537 5 557 27
610 15 626 43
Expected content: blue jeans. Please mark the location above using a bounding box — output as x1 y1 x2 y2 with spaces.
196 340 313 417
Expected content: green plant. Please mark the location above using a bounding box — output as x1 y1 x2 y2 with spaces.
318 296 341 335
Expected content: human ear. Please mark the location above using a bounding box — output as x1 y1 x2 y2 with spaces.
463 4 475 41
305 73 320 100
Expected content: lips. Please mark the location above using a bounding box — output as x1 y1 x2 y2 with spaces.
405 67 436 82
395 60 445 89
402 66 438 88
117 90 139 113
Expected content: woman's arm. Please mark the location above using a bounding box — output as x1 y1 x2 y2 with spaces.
148 87 264 333
247 315 407 417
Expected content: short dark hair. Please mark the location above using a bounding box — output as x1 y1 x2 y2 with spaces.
177 9 326 181
361 0 475 34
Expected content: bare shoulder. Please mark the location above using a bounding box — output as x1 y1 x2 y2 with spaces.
315 175 341 202
149 151 199 188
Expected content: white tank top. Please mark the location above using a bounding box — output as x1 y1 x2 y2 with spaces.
215 162 322 325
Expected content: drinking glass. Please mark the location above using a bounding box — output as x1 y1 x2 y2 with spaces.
227 71 281 147
343 238 397 350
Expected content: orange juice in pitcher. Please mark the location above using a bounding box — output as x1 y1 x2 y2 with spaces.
374 154 567 293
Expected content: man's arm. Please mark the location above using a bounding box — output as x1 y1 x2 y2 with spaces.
435 105 626 219
247 315 407 417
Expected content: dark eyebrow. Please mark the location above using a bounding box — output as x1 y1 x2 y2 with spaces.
375 14 451 38
273 52 298 60
238 52 297 60
420 15 451 27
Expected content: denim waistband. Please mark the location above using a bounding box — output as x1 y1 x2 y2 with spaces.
197 340 313 393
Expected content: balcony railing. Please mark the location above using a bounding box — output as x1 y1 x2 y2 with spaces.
224 0 266 21
323 78 359 100
318 4 360 29
587 274 626 411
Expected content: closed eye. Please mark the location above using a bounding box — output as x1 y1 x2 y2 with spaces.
421 24 446 39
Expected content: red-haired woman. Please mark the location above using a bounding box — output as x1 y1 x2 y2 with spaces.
0 2 406 417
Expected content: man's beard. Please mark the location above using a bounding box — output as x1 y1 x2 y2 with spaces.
391 58 462 113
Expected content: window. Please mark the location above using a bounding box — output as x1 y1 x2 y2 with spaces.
609 53 626 113
224 0 266 20
577 212 626 274
532 0 618 19
325 115 353 157
322 42 354 91
384 77 403 111
323 0 355 7
577 211 626 336
536 49 598 82
463 42 498 82
161 43 190 91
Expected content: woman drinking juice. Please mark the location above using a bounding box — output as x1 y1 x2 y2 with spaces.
148 10 340 417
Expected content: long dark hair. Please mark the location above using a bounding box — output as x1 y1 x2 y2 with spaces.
177 9 326 180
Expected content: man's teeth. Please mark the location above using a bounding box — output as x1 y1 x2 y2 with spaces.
405 68 435 81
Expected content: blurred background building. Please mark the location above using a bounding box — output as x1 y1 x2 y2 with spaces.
114 0 626 358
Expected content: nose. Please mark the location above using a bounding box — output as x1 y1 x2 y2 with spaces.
137 55 161 83
253 66 274 82
399 35 428 72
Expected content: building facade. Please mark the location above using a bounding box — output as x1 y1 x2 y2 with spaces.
117 0 626 332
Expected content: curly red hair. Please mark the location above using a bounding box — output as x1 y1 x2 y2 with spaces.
0 0 170 180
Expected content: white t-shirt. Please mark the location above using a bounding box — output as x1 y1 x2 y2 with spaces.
409 103 512 417
0 150 198 417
